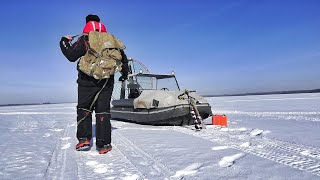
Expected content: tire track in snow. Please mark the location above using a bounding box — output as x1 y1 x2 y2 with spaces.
260 137 320 159
44 121 159 179
171 126 320 176
43 122 70 179
75 140 146 180
43 121 87 180
113 131 176 179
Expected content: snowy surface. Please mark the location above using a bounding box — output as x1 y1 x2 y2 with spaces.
0 93 320 179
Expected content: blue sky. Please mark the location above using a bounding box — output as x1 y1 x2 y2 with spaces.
0 0 320 104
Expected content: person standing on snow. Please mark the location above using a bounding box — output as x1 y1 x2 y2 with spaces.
59 14 128 154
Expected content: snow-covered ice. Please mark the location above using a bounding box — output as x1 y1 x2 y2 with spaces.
211 146 229 151
239 142 251 148
218 153 246 167
0 93 320 179
61 143 71 150
171 163 202 178
250 129 264 136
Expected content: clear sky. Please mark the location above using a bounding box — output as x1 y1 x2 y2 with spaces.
0 0 320 104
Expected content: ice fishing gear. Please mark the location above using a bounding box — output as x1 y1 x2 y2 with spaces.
71 34 82 39
212 114 228 126
78 31 125 80
178 90 205 130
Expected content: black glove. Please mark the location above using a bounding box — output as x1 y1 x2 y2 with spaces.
118 74 128 81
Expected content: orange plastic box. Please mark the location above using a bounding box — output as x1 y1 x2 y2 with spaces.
212 114 228 126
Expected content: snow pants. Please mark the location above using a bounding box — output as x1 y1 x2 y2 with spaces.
76 77 114 147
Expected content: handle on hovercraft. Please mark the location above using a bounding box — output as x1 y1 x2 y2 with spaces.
178 89 196 100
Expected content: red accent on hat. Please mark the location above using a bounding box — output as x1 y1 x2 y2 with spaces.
82 21 107 34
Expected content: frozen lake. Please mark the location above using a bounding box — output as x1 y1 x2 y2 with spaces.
0 93 319 179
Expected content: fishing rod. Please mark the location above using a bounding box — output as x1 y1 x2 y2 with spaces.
71 34 82 38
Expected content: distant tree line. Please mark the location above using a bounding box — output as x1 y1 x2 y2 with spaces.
0 102 52 107
203 89 320 97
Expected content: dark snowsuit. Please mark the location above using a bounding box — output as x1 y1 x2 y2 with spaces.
59 36 128 147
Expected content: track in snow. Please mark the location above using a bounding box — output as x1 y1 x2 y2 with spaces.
113 131 178 179
43 122 78 180
171 126 320 177
43 122 147 180
43 120 180 180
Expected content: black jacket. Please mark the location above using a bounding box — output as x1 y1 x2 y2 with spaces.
59 36 129 87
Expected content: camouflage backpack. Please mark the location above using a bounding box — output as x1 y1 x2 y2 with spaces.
79 31 126 80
